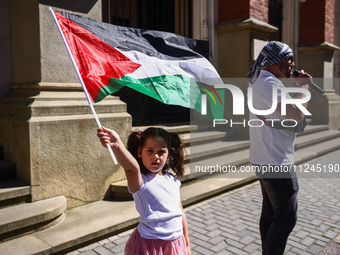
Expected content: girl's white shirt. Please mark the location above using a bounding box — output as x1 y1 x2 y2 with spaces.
129 172 183 240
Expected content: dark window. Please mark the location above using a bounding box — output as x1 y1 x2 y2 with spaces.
102 0 192 37
268 0 283 41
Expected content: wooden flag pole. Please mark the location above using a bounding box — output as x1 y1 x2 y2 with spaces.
49 7 118 165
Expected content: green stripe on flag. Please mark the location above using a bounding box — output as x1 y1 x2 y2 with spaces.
94 74 201 107
94 74 224 120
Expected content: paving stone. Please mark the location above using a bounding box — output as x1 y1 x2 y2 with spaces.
191 237 209 248
189 225 208 235
187 220 207 229
65 251 79 255
103 242 117 250
239 235 256 246
108 242 125 254
205 223 221 232
243 242 259 254
323 229 339 239
78 243 100 252
224 238 245 249
209 240 228 252
98 239 111 246
315 240 328 248
111 234 129 245
207 235 226 246
309 233 333 243
207 229 223 238
289 247 312 254
93 246 114 255
214 250 231 255
221 232 241 242
288 239 308 251
192 246 215 255
236 229 252 238
306 243 324 254
300 236 315 246
79 250 98 255
225 245 248 255
294 229 309 239
191 231 211 242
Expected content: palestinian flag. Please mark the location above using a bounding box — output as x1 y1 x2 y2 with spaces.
54 11 224 119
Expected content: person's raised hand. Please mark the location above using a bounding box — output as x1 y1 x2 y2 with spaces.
97 126 121 149
291 69 312 89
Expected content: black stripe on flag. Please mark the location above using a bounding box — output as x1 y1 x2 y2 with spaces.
58 11 209 61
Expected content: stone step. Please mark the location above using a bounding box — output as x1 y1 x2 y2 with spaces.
294 136 340 165
0 199 139 255
188 125 336 163
187 129 238 145
295 129 340 149
297 124 329 136
0 180 31 209
180 171 257 206
188 139 250 162
0 196 67 242
184 124 328 153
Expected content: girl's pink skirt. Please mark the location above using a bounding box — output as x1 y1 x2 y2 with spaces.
125 229 188 255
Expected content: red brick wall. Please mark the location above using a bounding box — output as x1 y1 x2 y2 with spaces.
249 0 268 23
325 0 335 43
218 0 268 23
300 0 335 45
218 0 250 23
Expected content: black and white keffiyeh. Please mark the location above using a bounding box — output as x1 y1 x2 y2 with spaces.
247 41 294 84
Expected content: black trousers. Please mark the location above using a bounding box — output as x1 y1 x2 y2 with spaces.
256 167 299 255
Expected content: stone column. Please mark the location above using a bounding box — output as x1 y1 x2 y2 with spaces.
0 1 131 208
298 0 340 130
216 0 277 139
298 43 340 129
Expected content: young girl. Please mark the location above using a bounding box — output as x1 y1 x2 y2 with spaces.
97 126 191 255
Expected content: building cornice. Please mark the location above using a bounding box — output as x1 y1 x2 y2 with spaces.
215 18 278 34
298 42 340 52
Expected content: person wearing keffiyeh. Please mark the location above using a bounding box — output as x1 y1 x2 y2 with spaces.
247 41 313 255
247 41 294 84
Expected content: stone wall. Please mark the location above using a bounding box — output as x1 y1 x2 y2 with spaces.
0 0 132 209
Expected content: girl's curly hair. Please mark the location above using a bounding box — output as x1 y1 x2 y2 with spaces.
127 127 184 177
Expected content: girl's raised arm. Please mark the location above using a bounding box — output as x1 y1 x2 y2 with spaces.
97 126 142 192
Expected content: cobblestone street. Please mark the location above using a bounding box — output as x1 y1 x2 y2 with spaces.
67 150 340 255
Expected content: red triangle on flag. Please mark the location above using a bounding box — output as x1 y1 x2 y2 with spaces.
55 12 141 102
